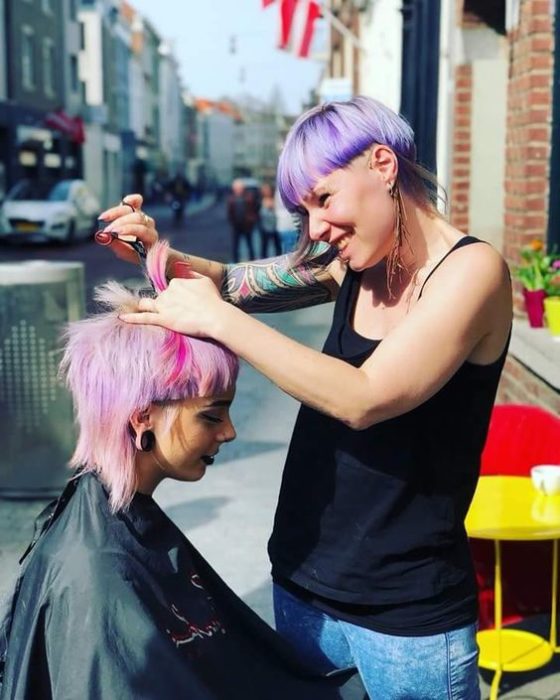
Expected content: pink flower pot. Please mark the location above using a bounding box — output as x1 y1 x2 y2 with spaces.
523 288 547 328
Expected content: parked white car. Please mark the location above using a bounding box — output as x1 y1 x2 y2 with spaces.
0 179 100 244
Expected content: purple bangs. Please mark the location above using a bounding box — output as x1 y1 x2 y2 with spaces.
59 240 239 512
277 95 417 212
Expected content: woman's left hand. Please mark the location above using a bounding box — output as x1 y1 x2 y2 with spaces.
119 273 231 339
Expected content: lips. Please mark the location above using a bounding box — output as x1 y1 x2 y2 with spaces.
333 232 352 255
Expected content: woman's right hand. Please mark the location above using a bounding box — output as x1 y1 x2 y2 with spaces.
95 193 159 265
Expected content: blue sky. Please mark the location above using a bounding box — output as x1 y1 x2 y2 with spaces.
130 0 325 114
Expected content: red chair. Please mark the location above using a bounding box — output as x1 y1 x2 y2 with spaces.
470 404 560 629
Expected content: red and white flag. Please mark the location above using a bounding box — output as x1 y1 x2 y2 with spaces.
277 0 297 48
278 0 322 59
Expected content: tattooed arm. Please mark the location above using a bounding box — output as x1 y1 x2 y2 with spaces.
220 245 340 313
167 244 341 313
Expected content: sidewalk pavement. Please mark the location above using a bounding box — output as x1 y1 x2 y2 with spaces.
185 193 217 217
148 192 217 221
1 303 559 698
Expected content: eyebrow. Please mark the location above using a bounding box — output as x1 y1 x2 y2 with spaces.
203 400 232 408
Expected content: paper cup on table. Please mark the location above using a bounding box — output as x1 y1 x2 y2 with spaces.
532 493 560 523
531 464 560 496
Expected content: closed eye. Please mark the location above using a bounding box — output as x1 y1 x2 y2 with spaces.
200 413 223 424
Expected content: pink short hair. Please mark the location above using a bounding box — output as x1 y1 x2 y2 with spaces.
59 241 239 512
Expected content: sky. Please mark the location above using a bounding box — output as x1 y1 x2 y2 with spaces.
129 0 326 115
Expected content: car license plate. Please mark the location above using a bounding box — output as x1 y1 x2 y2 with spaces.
15 222 39 232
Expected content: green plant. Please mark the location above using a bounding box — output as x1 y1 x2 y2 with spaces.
545 259 560 297
514 239 558 291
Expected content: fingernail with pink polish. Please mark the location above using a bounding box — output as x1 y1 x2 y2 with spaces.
95 231 112 245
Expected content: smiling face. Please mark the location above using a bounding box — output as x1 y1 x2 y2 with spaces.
299 146 398 272
133 389 236 494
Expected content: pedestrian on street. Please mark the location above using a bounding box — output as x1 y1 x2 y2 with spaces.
0 240 363 700
226 178 258 262
96 95 512 699
166 171 192 222
258 183 282 257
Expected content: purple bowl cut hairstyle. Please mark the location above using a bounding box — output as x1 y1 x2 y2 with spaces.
59 240 239 513
277 96 437 246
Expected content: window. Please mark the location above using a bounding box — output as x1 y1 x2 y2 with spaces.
41 0 52 13
42 39 55 96
70 56 79 93
21 28 35 90
48 181 72 201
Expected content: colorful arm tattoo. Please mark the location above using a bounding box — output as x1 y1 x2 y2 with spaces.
220 244 339 313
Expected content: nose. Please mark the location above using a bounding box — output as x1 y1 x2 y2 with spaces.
308 210 330 242
219 417 236 444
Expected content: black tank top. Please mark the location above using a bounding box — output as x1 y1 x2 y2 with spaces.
268 236 510 635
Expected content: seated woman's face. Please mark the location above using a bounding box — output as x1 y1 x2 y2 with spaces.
149 389 236 485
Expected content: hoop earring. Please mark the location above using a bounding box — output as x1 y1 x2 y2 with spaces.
385 181 409 297
140 430 155 452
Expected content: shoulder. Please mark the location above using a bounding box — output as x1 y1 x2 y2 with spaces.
22 492 129 595
420 238 512 359
28 537 126 591
424 238 510 300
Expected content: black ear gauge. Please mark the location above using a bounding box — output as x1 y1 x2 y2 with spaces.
140 431 155 452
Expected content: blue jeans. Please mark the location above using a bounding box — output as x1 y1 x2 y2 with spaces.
273 584 480 700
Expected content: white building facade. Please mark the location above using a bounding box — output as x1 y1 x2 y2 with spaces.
158 41 184 175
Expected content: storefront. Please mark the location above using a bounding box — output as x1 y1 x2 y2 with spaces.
1 104 84 194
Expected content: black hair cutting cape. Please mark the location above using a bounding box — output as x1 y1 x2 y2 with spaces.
0 473 365 699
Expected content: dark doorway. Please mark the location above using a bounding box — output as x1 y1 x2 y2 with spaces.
400 0 441 173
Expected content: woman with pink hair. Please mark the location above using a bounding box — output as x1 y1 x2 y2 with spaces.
0 242 362 699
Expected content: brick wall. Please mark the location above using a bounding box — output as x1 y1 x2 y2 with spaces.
499 0 557 411
504 0 554 314
451 0 558 412
448 4 483 231
449 64 473 231
497 356 560 414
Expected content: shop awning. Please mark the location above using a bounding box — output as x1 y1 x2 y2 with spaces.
44 111 85 144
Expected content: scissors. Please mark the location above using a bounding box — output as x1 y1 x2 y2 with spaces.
95 200 154 294
95 200 147 259
96 228 148 263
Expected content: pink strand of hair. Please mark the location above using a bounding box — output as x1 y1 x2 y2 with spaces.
140 239 193 387
146 239 171 293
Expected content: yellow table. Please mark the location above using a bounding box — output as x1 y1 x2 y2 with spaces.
466 476 560 700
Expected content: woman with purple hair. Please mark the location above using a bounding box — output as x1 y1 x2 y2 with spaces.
97 96 512 698
0 242 363 699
